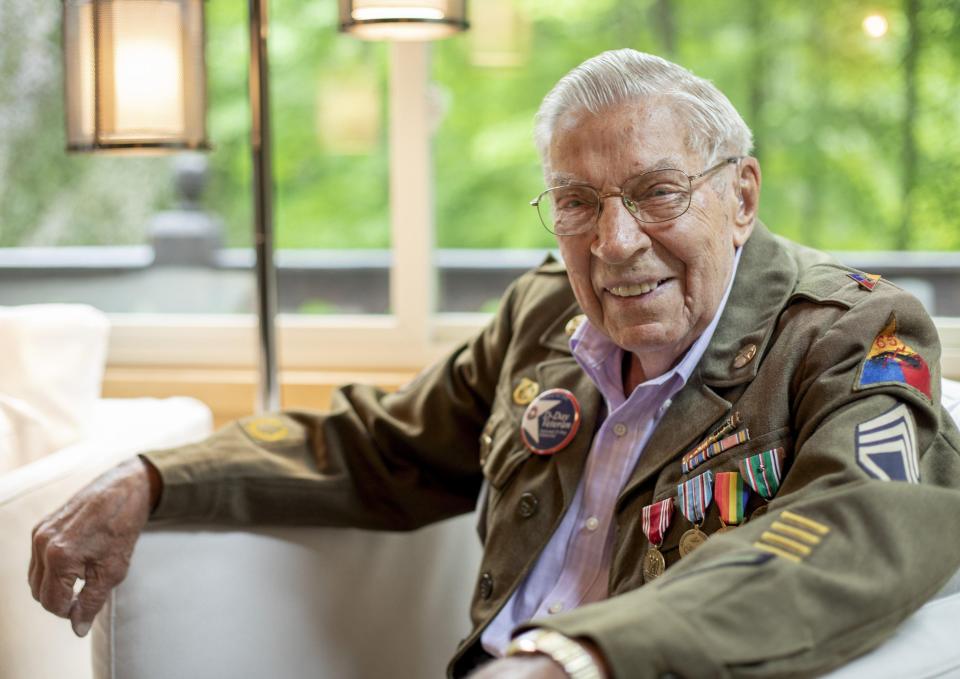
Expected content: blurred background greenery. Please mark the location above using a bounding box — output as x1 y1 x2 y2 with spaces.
0 0 957 252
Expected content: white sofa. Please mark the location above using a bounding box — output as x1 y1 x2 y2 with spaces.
88 381 960 679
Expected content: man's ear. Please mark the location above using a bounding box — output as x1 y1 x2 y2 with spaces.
732 156 761 247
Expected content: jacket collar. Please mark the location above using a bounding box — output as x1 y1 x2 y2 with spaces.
697 222 798 387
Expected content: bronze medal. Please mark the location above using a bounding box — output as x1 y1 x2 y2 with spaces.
642 547 666 581
679 526 708 556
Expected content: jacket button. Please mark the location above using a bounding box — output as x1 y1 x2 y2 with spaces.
733 343 758 369
479 572 494 600
517 492 539 518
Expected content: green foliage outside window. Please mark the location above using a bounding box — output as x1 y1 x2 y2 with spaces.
0 0 957 253
432 0 960 252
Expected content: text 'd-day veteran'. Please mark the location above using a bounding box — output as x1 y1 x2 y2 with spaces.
29 49 960 679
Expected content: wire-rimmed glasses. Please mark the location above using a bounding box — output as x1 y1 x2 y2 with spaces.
530 156 742 236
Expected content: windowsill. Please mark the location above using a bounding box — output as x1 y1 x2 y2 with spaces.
103 315 960 428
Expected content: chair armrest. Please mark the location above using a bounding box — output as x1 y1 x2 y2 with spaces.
92 515 483 679
0 397 212 679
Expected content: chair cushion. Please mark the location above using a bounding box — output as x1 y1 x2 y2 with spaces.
0 304 109 472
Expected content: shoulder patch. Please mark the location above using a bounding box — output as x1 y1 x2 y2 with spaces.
855 313 932 401
855 403 920 483
242 416 289 443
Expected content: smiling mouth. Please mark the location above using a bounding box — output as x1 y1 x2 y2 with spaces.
607 278 671 298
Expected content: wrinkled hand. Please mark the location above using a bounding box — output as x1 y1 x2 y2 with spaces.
29 457 160 637
468 656 569 679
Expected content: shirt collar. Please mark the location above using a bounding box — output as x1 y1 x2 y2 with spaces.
570 246 744 399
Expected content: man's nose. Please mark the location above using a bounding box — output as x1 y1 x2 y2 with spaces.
590 195 651 263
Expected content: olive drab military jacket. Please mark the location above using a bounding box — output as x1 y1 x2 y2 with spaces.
145 223 960 678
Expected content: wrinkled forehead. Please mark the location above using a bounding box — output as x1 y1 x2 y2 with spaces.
544 98 697 184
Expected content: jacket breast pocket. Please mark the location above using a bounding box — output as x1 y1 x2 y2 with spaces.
478 409 529 490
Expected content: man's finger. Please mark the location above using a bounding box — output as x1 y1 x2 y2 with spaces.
69 579 110 637
28 527 44 600
37 549 82 617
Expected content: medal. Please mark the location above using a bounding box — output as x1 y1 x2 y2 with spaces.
679 527 708 555
738 447 786 499
520 388 581 455
681 428 750 474
677 470 714 557
642 548 666 581
714 471 749 532
640 498 674 581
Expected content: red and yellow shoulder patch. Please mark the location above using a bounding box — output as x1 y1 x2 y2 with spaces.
855 313 932 401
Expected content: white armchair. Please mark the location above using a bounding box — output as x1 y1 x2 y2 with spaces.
89 380 960 679
0 305 214 679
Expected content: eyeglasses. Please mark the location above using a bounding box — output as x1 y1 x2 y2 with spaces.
530 156 743 236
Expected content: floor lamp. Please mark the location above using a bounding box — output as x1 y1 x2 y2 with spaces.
62 0 467 414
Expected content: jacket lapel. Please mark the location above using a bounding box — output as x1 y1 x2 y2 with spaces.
617 372 731 501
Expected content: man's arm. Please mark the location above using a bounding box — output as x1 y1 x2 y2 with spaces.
28 271 532 635
28 456 159 636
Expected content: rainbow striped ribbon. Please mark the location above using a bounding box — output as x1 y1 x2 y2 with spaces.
738 447 786 499
677 470 714 525
714 471 749 525
641 498 675 546
682 429 751 474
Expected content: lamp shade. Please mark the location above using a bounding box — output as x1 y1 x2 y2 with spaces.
62 0 208 152
339 0 467 41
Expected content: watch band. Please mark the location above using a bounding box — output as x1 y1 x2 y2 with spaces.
506 629 604 679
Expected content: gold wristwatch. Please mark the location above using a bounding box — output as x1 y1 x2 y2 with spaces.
506 629 604 679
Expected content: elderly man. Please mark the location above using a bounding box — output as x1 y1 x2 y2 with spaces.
31 49 960 678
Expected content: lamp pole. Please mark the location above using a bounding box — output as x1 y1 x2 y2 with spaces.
247 0 280 413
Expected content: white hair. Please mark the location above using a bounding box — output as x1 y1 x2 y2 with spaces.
534 49 753 171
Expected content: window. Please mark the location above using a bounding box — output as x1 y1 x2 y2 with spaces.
0 0 957 378
431 0 960 319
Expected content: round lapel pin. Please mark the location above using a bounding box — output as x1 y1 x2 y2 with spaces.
520 388 581 455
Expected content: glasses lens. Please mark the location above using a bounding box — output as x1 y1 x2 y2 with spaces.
623 170 691 223
539 186 599 235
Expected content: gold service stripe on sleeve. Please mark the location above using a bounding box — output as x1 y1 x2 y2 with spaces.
770 521 822 545
780 510 831 535
754 542 802 563
760 532 813 556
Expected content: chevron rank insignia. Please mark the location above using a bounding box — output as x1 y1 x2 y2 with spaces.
855 404 920 483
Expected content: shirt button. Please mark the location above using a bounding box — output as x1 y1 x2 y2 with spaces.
585 516 600 531
517 492 539 519
660 399 673 414
548 602 564 614
613 423 628 437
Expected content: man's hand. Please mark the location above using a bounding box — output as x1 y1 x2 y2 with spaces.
468 655 569 679
29 457 160 637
